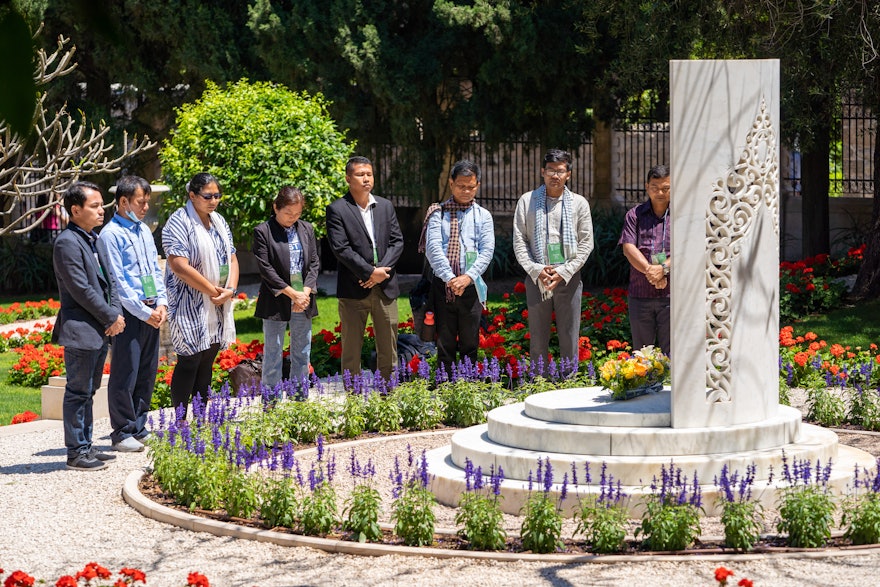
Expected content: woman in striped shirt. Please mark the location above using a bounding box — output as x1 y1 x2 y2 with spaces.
162 172 238 416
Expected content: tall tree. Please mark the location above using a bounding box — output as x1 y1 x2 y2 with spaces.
247 0 601 206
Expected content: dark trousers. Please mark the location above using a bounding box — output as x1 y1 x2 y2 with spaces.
108 308 160 443
431 276 482 375
63 344 109 459
628 296 671 357
170 342 221 417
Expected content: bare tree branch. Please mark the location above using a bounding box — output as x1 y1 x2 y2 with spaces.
0 32 156 237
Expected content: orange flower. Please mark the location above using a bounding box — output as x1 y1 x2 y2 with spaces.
830 344 845 358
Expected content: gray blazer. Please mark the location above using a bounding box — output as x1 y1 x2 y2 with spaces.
52 225 122 350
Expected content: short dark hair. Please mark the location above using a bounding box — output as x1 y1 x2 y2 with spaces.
115 175 151 203
186 172 220 196
274 186 305 210
345 156 372 174
646 164 670 182
63 181 102 215
450 159 481 182
543 149 572 171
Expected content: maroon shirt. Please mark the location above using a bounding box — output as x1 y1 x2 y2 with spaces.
618 200 670 298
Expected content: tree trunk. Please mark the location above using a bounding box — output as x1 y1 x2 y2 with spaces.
800 124 831 258
851 109 880 300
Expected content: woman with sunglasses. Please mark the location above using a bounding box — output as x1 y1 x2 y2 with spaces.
161 172 238 416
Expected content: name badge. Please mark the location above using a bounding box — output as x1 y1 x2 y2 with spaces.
651 252 667 265
291 272 304 292
465 250 477 271
548 242 565 265
219 263 229 285
372 247 379 266
140 274 158 298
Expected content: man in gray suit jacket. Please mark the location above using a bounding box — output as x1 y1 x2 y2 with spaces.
53 181 125 470
326 156 403 380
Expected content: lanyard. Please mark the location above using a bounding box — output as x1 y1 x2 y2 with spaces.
113 216 151 276
652 210 669 256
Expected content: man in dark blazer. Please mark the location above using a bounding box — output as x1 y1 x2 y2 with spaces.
253 186 320 388
326 156 404 380
53 181 125 471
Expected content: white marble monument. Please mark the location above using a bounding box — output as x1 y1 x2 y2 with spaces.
425 60 872 516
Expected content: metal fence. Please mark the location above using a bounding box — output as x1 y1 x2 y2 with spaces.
613 120 669 208
364 136 593 212
837 97 876 197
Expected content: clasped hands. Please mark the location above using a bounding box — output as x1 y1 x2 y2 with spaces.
210 286 235 306
359 267 392 289
538 266 564 292
447 274 473 297
290 290 310 313
645 264 668 290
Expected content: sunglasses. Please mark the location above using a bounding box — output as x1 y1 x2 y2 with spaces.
197 192 222 200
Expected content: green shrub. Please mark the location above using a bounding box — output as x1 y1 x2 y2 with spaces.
160 79 352 243
580 206 629 287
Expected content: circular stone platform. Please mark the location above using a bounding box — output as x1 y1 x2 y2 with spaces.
426 388 876 516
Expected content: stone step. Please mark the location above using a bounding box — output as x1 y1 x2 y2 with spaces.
427 442 875 517
41 374 110 421
487 402 802 456
524 387 671 427
449 422 838 486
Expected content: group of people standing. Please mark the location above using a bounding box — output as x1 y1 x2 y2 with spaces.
52 153 671 471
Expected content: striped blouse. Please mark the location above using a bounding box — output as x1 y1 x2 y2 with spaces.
161 207 236 355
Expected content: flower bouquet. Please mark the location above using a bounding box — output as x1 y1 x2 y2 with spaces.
598 346 669 400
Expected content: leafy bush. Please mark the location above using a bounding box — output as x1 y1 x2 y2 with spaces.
394 379 444 430
160 79 352 243
776 455 835 548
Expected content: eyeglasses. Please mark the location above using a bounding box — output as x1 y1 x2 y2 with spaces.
544 169 569 177
197 192 222 200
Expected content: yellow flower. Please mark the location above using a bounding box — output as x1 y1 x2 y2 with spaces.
599 360 617 380
632 361 649 377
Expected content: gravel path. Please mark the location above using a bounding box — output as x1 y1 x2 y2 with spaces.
4 416 880 587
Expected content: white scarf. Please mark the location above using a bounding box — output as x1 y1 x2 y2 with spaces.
185 201 235 348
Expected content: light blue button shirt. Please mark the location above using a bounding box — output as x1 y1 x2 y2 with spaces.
98 214 167 322
425 202 495 284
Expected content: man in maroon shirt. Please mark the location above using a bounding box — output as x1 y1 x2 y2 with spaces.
618 165 671 356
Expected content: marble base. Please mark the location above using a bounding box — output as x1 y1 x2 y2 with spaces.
40 374 110 420
426 389 875 516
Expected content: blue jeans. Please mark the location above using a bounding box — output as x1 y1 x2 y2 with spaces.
262 313 312 387
63 344 109 459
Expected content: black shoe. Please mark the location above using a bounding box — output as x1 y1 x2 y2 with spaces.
88 448 116 462
66 454 108 471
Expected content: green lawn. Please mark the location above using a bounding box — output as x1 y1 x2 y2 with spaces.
790 296 880 349
0 352 43 425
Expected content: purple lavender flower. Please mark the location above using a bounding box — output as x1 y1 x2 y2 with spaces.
316 434 325 462
491 465 504 496
282 442 295 471
419 450 430 488
570 461 578 486
584 462 592 485
473 465 484 491
464 458 474 492
543 458 553 493
560 472 569 501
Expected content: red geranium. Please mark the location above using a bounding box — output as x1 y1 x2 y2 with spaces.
513 281 526 294
187 572 210 587
714 566 734 584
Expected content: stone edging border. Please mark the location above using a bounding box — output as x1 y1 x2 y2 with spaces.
122 429 880 563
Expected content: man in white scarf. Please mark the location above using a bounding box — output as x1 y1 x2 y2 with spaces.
513 149 594 367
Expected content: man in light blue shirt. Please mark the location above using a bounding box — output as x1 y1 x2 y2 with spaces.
421 160 494 375
99 176 167 452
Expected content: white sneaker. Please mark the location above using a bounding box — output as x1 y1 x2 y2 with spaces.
111 436 145 452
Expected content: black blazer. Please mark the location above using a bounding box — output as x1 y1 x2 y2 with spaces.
253 216 320 321
326 193 404 300
52 225 122 350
